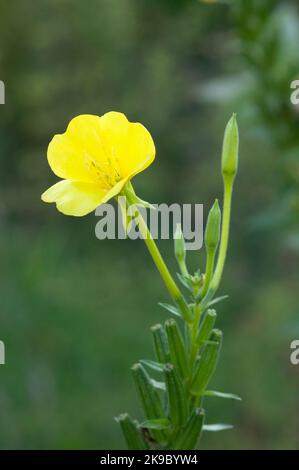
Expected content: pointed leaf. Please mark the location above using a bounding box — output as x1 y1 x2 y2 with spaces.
177 273 192 290
203 424 233 432
207 295 229 307
204 390 242 401
158 302 182 318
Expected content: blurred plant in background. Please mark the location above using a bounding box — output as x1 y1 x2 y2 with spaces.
203 0 299 245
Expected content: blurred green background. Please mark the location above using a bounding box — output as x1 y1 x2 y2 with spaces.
0 0 299 449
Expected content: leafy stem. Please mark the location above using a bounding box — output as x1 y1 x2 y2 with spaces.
118 115 239 450
124 185 193 324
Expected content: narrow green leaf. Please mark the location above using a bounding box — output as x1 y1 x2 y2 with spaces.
140 418 170 430
203 424 233 432
158 302 182 318
117 413 149 450
140 359 163 372
207 295 229 307
177 272 192 290
204 390 242 401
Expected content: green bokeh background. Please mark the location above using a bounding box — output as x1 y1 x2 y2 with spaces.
0 0 299 449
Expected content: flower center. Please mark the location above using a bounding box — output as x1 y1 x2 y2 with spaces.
83 148 121 189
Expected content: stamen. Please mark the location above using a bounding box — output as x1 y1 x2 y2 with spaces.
83 148 121 189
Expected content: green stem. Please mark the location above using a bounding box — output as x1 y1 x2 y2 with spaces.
124 188 192 323
189 303 201 369
203 175 234 302
179 259 189 278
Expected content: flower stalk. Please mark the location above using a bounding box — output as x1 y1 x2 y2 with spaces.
41 110 239 450
124 186 193 324
118 114 240 450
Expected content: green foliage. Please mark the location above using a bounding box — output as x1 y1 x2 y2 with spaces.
118 118 240 449
204 0 299 240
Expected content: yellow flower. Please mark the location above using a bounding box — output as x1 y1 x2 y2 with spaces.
41 112 155 216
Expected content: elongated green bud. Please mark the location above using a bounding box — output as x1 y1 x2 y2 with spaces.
174 223 188 277
117 413 149 450
196 309 217 347
221 114 239 179
174 224 185 262
131 363 168 444
205 200 221 250
165 319 188 378
191 329 222 395
164 363 188 427
170 408 205 450
151 324 170 364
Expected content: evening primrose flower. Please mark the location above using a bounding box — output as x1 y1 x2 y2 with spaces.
41 112 155 216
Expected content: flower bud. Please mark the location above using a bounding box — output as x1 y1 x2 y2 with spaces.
174 223 185 263
165 319 188 379
131 363 168 444
196 309 217 347
204 199 221 250
151 324 170 364
164 363 187 427
191 329 222 396
221 113 239 178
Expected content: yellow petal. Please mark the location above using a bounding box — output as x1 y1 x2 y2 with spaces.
47 115 108 183
41 179 125 216
99 111 156 179
122 121 156 178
